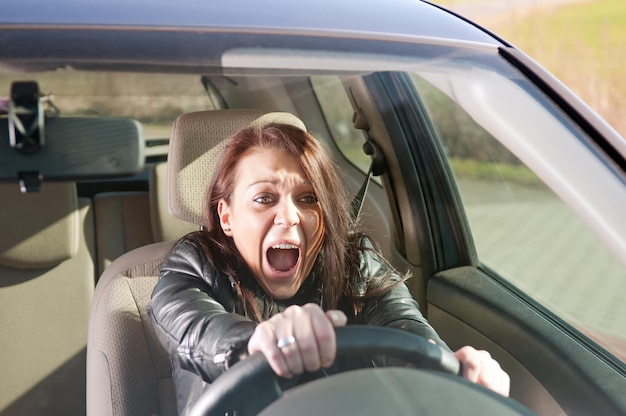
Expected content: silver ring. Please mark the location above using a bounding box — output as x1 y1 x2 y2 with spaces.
276 336 296 349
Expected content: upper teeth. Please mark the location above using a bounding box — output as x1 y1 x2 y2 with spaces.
271 244 298 250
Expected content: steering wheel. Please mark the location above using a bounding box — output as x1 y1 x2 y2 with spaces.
189 325 466 416
189 325 536 415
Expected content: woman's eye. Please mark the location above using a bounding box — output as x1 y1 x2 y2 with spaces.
254 195 274 204
299 194 318 204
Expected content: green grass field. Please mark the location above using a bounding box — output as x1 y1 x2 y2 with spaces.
493 0 626 78
502 0 626 136
439 0 626 137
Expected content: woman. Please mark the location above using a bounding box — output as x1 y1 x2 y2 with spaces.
149 123 509 414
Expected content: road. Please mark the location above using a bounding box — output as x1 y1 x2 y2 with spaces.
458 178 626 361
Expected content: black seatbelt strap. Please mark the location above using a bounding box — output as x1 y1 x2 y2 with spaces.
351 164 373 220
350 138 386 221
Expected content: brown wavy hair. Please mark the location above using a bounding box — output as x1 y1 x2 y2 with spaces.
190 123 352 318
188 123 402 321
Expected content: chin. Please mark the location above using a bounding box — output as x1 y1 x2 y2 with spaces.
267 289 296 300
265 281 300 300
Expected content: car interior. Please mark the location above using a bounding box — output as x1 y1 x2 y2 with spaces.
0 93 143 416
88 109 315 416
1 181 93 415
83 107 531 416
0 74 458 415
1 66 625 416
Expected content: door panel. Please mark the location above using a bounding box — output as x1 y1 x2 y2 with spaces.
428 267 626 416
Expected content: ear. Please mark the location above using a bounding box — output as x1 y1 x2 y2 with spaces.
217 199 233 237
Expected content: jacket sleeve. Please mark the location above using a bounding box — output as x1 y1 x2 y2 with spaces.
148 239 256 382
357 239 450 351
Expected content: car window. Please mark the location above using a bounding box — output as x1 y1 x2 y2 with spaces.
0 70 214 162
310 76 369 173
0 70 211 135
410 74 626 362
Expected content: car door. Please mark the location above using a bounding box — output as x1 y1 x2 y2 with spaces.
341 64 626 416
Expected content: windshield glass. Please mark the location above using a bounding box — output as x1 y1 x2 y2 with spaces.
1 44 624 362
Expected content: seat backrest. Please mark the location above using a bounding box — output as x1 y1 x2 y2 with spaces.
86 110 306 416
93 162 197 276
0 182 95 416
93 191 153 276
87 241 177 416
149 161 198 242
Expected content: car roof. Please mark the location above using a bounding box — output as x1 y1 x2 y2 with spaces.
0 0 501 45
0 0 504 74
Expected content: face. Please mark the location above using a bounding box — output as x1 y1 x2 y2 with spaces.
217 147 324 299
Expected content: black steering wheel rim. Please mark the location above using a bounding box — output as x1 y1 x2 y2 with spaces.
189 325 461 416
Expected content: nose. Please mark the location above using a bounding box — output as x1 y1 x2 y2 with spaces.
274 198 300 227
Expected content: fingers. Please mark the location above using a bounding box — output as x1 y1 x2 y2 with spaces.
326 310 347 327
307 309 347 368
455 346 510 397
247 304 347 378
248 320 291 377
282 305 315 374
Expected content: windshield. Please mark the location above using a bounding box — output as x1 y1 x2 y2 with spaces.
1 43 624 362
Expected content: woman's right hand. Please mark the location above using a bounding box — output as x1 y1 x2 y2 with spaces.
247 303 347 378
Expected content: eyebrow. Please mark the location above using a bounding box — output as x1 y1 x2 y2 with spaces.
248 178 312 188
249 179 274 187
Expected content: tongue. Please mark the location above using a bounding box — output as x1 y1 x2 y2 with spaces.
267 248 299 272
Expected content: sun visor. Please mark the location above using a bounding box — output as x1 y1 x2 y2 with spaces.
0 115 144 191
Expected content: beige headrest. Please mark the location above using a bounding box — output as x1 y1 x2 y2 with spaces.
0 182 78 269
167 109 307 227
149 162 197 241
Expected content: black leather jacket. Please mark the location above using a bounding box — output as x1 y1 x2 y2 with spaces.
148 236 447 414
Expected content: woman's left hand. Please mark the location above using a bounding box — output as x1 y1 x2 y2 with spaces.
247 303 347 378
454 346 510 396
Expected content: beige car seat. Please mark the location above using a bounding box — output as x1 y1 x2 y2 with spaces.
86 110 306 416
93 191 153 276
150 162 199 243
93 162 198 276
0 182 95 416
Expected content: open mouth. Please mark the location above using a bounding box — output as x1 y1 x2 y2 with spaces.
267 243 300 273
